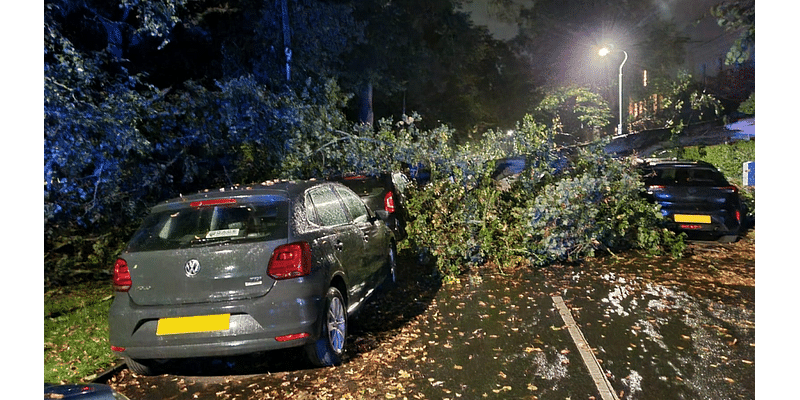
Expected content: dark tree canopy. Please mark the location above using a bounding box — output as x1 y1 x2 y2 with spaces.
44 0 536 243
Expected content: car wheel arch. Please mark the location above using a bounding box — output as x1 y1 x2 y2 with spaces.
329 274 348 309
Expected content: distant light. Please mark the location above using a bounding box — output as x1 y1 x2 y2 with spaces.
598 47 611 57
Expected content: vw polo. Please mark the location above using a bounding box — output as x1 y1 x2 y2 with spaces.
108 180 396 374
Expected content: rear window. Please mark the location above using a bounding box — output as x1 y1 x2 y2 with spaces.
340 176 384 198
643 166 728 187
127 197 289 252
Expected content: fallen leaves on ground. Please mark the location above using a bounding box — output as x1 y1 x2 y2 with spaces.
109 232 755 400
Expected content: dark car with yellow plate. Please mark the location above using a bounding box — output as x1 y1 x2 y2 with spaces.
639 159 747 242
108 180 396 374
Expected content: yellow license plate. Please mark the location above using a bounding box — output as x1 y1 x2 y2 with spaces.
156 314 230 335
674 214 711 224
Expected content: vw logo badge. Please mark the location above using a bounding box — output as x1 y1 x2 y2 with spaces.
184 259 201 277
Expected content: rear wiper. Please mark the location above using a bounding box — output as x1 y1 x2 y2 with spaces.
190 237 234 247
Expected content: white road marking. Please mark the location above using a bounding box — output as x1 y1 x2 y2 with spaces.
552 295 620 400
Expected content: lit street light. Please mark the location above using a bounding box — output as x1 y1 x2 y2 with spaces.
599 46 628 136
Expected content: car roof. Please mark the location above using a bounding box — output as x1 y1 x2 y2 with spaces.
152 179 333 210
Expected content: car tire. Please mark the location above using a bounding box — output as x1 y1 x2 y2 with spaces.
305 286 347 367
124 356 158 376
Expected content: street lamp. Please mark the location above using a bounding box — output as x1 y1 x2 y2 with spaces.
599 46 628 135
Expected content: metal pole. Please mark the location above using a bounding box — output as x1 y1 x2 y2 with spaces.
617 50 628 135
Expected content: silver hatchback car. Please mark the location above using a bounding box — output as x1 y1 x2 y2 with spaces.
108 180 396 374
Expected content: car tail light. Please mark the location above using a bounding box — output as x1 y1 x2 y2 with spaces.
717 186 738 194
268 242 312 280
112 258 132 292
384 192 396 213
735 210 741 222
110 345 125 353
190 198 237 208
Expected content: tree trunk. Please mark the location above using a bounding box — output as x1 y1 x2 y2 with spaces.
604 120 740 156
358 82 374 126
280 0 291 82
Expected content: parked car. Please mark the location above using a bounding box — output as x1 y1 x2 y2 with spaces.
44 383 129 399
108 180 397 374
490 153 571 190
333 172 410 241
491 156 527 181
638 159 747 242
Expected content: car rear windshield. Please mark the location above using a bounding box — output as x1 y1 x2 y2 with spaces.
127 197 289 252
340 176 385 197
644 166 729 187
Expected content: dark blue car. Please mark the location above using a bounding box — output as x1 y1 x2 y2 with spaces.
639 159 747 242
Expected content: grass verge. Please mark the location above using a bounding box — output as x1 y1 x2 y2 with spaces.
44 281 117 384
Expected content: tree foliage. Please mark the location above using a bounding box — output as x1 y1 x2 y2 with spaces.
43 0 531 215
738 93 754 115
44 0 361 281
44 0 697 284
625 70 722 135
533 86 612 142
710 0 755 65
45 2 161 229
403 116 685 277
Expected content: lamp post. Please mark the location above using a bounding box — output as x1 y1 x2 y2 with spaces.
599 47 628 135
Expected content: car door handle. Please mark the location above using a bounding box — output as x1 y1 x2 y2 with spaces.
334 241 344 251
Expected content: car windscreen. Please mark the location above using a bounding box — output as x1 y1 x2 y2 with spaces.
126 197 289 252
643 166 729 187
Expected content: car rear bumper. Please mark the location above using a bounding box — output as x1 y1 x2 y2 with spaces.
117 332 309 360
109 278 325 360
661 208 742 236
